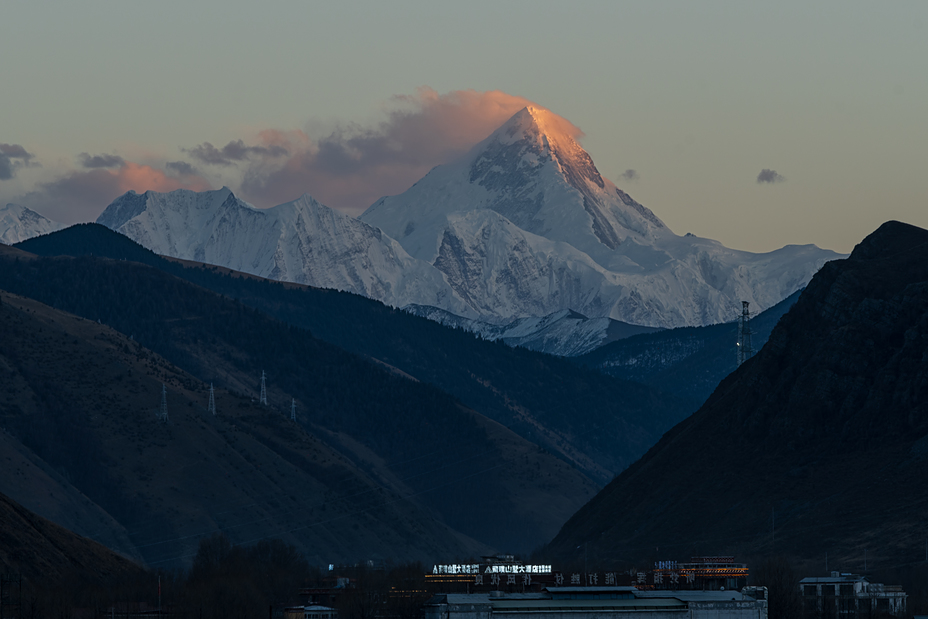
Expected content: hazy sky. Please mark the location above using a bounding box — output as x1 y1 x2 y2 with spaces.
2 1 926 254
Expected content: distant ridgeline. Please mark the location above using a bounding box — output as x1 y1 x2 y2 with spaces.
546 221 928 574
14 223 696 484
574 290 802 404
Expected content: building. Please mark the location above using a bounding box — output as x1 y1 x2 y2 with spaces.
799 572 907 618
303 605 338 619
644 557 750 592
425 586 768 619
426 556 749 594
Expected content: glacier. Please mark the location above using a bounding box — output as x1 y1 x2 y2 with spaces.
361 106 843 327
96 188 476 317
84 105 843 335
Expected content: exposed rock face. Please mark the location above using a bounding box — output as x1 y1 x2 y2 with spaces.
547 221 928 569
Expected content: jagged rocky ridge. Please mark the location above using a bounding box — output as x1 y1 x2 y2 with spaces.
403 305 660 357
362 106 842 327
89 106 841 330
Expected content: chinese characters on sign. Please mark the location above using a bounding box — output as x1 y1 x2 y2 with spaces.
432 564 552 575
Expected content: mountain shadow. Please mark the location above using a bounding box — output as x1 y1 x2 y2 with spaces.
545 221 928 575
15 224 696 485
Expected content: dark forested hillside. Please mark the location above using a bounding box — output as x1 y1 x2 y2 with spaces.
0 247 597 560
16 224 695 483
0 290 500 566
546 221 928 576
575 290 802 404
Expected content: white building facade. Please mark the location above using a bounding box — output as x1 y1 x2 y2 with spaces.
800 573 906 618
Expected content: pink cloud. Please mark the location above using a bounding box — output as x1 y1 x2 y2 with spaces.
194 88 577 214
22 161 211 223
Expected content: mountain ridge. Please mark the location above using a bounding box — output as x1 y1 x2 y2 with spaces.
545 220 928 573
14 223 696 487
361 106 842 327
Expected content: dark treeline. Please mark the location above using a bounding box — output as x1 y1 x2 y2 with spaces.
12 535 429 619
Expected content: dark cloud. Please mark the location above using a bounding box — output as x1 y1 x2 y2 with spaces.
0 156 12 180
79 152 125 169
620 169 639 182
165 160 198 177
1 143 35 160
185 140 288 166
0 143 36 180
231 88 552 212
757 168 786 184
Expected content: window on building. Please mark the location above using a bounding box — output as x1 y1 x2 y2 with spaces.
804 585 817 596
822 585 835 596
840 584 854 596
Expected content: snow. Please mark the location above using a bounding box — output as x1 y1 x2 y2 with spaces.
361 106 843 328
96 188 477 317
0 203 66 245
403 305 659 357
91 105 843 334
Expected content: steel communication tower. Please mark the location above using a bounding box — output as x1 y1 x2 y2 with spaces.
158 383 169 423
260 370 267 405
290 398 296 422
208 383 216 415
736 301 754 366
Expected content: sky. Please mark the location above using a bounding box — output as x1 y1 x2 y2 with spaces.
2 1 926 254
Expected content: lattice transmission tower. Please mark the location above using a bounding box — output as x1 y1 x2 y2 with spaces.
208 383 216 415
157 383 169 423
290 398 296 422
736 301 754 367
260 370 268 405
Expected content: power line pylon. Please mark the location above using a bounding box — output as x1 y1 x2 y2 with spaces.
158 383 169 423
736 301 754 367
208 383 216 415
260 370 267 405
290 398 296 422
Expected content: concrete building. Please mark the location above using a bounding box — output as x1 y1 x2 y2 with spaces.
303 605 338 619
425 586 767 619
799 572 906 618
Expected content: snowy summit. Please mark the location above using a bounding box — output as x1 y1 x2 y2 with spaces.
92 106 842 330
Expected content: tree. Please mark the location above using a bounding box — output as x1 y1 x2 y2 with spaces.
751 556 802 619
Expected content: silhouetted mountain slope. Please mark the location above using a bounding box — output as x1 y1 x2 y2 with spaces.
575 290 802 403
16 224 696 484
0 290 496 566
0 490 145 583
547 221 928 572
0 246 598 559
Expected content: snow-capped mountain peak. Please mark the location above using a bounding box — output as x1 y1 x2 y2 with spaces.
0 203 66 245
359 106 842 328
87 106 842 332
361 106 667 267
95 187 477 317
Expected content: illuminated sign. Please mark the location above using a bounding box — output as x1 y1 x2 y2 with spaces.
433 565 480 575
432 564 552 575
